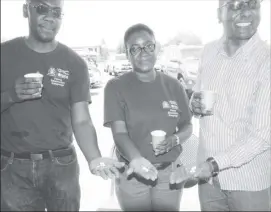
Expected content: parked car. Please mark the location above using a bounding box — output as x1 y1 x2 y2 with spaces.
181 57 199 89
89 66 102 88
107 60 132 76
162 58 199 90
162 59 182 79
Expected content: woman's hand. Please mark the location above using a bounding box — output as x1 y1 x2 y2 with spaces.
127 157 158 181
154 136 177 156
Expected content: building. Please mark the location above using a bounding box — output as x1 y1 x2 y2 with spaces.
72 45 101 61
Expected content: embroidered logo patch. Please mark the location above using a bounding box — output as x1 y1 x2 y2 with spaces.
162 100 180 118
47 67 70 87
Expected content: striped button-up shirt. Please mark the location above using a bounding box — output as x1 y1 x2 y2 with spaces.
194 33 270 191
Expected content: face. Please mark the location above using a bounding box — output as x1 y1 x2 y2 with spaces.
218 0 261 41
24 0 64 43
126 31 157 73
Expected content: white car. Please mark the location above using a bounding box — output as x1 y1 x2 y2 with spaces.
89 66 102 88
181 57 199 89
108 60 132 76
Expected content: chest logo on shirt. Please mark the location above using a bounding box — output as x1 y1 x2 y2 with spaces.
47 67 70 87
162 100 179 118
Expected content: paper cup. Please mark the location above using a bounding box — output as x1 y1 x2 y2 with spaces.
24 73 44 96
200 90 217 114
151 130 166 150
24 72 44 84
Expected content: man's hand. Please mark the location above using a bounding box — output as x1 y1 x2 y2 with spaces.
127 157 158 181
153 136 176 156
191 92 213 116
193 161 213 180
89 157 125 180
13 77 43 102
170 164 191 184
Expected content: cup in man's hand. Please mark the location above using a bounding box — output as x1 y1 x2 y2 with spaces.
151 130 166 151
24 72 44 96
200 90 217 115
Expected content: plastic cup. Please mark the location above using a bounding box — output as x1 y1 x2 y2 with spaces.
151 130 166 150
200 90 217 114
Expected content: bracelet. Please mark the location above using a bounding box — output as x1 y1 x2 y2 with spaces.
206 157 219 177
173 134 180 146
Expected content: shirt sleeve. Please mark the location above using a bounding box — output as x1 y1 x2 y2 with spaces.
177 81 193 127
69 60 91 104
103 80 126 128
214 60 270 170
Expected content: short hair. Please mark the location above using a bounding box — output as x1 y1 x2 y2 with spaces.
124 23 155 47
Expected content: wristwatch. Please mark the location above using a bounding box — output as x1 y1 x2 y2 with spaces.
173 134 180 146
206 157 219 177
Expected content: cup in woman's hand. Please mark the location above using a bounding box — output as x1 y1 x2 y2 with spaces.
151 130 166 150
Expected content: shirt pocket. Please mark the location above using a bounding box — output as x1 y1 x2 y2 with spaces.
226 76 256 116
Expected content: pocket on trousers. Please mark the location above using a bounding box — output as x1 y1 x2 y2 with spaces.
54 152 77 166
1 156 10 172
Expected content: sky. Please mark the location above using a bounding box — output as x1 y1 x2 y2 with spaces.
1 0 270 48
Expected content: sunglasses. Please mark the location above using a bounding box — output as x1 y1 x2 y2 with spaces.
129 43 156 56
220 0 263 11
28 3 64 19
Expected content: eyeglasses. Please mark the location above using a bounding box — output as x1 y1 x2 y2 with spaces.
220 0 263 11
129 43 156 56
28 3 64 19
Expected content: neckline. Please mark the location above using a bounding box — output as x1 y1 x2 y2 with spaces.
132 70 159 84
22 36 60 55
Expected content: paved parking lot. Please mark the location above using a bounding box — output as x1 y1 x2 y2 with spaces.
75 73 200 211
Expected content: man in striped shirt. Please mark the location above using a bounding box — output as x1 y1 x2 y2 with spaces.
189 0 270 211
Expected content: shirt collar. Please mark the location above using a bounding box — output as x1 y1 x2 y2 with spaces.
216 33 260 59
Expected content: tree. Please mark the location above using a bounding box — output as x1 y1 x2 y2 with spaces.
116 41 126 54
165 31 202 46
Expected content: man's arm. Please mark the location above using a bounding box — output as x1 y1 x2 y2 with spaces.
213 69 270 170
1 90 16 113
111 120 142 162
1 78 43 113
71 101 125 179
71 101 102 163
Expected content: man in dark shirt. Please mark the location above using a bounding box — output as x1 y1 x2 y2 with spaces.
1 0 124 211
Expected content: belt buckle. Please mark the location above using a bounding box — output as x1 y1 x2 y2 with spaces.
30 153 43 161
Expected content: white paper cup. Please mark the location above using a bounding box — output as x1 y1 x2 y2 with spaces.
151 130 166 150
200 90 217 114
24 73 44 84
24 73 44 96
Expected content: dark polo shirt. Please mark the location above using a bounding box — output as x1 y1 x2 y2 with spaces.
1 37 91 153
104 71 192 163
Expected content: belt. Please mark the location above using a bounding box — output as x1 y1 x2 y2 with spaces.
153 162 172 170
122 158 172 170
117 151 172 170
1 147 73 161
